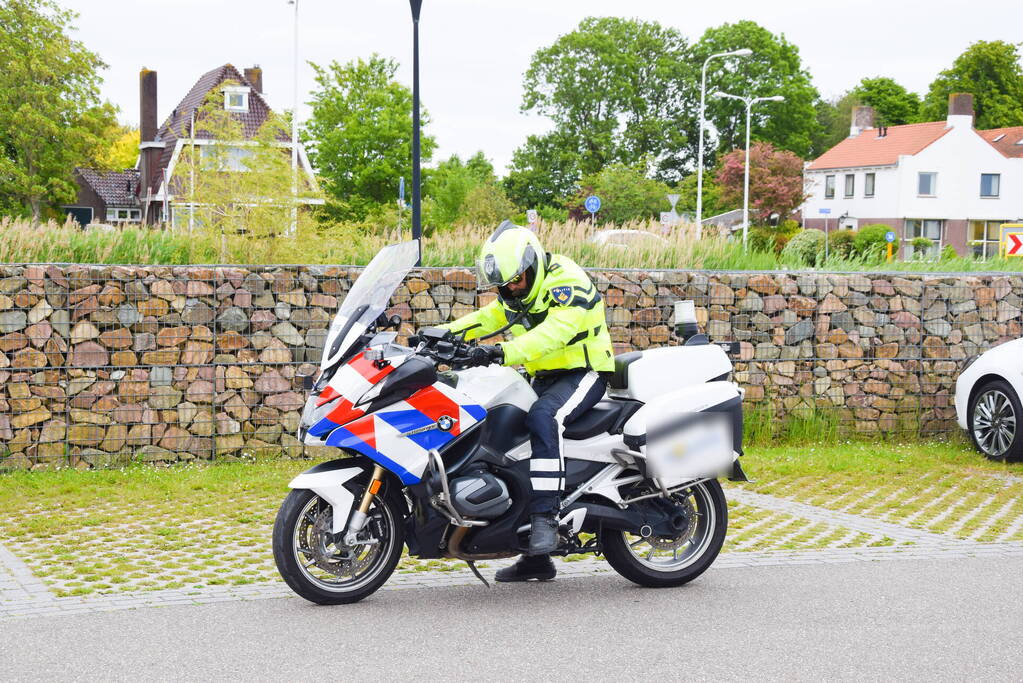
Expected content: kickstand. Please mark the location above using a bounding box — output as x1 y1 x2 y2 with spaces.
466 560 490 588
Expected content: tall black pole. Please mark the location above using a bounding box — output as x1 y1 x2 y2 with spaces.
410 0 423 264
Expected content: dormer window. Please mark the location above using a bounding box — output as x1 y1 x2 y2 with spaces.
223 85 250 113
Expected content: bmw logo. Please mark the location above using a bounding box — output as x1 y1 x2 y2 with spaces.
437 415 456 432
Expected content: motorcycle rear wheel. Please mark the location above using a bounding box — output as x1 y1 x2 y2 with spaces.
600 479 728 588
272 487 404 605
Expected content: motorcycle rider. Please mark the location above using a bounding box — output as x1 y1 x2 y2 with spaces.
438 220 614 582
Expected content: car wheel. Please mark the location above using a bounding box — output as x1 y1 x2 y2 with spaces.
968 379 1023 461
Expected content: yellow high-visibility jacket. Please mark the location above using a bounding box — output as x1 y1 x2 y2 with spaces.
442 254 614 375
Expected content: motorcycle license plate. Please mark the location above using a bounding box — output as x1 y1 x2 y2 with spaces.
645 413 733 480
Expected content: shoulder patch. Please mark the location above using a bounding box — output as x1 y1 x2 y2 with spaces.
550 286 572 305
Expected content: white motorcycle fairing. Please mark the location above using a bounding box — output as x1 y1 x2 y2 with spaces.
288 466 364 534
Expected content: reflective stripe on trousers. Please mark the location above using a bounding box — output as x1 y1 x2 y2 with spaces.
524 369 607 514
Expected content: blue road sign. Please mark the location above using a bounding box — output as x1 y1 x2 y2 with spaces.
585 195 601 213
885 231 896 243
818 208 831 215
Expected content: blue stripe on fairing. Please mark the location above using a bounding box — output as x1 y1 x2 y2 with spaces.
463 404 486 422
323 426 421 485
309 417 339 438
377 409 434 434
407 428 454 451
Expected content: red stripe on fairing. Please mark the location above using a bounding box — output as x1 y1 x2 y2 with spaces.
406 386 462 436
344 414 377 450
348 353 396 383
316 386 340 407
325 398 365 428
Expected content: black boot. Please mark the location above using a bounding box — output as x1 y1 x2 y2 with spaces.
527 513 559 555
494 554 556 583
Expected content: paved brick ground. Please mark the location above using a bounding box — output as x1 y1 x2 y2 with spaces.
4 489 1022 621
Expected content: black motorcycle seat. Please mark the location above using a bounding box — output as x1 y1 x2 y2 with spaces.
563 399 641 440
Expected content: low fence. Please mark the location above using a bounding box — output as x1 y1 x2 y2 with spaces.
0 263 1016 469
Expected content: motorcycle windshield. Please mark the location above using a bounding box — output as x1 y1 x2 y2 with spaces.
318 240 420 374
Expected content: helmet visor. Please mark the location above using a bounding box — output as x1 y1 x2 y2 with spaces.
477 246 540 290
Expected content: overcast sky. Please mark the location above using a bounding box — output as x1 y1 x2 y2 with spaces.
63 0 1022 174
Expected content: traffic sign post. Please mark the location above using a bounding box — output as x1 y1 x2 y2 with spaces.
584 195 601 225
819 208 831 260
885 230 897 262
1000 224 1023 257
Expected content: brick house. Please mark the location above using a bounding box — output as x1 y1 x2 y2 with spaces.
802 94 1023 258
67 63 319 227
64 167 142 226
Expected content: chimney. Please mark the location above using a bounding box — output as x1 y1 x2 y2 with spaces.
140 68 158 142
947 92 975 128
849 106 875 138
244 66 263 94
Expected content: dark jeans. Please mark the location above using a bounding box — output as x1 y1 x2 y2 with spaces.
525 369 607 515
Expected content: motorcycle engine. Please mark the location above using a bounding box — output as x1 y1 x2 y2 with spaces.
449 472 512 520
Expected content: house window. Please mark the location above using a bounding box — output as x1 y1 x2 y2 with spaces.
905 219 943 259
918 172 937 197
844 174 855 198
105 208 141 223
200 144 253 171
106 208 117 221
980 174 1000 198
971 220 1007 259
824 175 835 199
864 173 875 197
223 86 250 113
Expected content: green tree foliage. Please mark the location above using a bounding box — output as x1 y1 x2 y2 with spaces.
921 40 1023 129
566 161 671 224
170 82 323 257
99 124 140 170
850 77 921 125
503 131 582 209
715 142 807 223
519 17 693 183
424 152 514 231
0 0 117 220
303 56 436 221
691 21 820 162
853 224 891 258
828 229 857 258
675 171 721 218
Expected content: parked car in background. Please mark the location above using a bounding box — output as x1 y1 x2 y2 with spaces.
589 229 667 250
955 339 1023 460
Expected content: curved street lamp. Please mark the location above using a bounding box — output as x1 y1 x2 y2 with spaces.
410 0 423 264
712 92 785 250
696 48 752 239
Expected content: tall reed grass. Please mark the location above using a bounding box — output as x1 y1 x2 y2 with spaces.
2 216 1022 272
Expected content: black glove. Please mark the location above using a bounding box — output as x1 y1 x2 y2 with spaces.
466 344 503 367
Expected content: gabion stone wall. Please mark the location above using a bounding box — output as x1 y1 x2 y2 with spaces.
0 264 1017 470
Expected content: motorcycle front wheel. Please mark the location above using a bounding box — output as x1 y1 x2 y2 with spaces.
600 479 728 588
272 486 404 605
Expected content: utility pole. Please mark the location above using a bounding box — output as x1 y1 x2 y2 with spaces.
410 0 423 264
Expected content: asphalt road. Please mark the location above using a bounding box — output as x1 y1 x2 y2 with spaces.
3 557 1022 682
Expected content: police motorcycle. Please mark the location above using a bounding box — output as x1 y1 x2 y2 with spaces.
272 241 748 604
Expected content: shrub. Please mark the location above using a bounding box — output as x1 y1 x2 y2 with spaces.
781 228 826 266
828 229 857 258
853 224 892 258
940 244 959 261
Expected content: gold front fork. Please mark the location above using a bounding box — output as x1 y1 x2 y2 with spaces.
357 464 386 514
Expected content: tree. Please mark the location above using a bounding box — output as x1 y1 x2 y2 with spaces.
170 81 323 257
850 77 921 126
566 161 671 224
303 56 436 222
520 17 693 183
715 142 807 223
0 0 117 220
503 131 582 209
99 124 140 170
424 152 515 231
921 40 1023 129
690 21 820 162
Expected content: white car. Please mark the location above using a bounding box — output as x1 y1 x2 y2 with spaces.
955 338 1023 460
589 229 667 249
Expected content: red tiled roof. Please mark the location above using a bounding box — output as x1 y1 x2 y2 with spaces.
978 126 1023 158
807 121 951 170
77 168 141 206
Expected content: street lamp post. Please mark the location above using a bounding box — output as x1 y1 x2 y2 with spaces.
288 0 299 236
696 48 752 240
712 92 784 250
410 0 423 264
